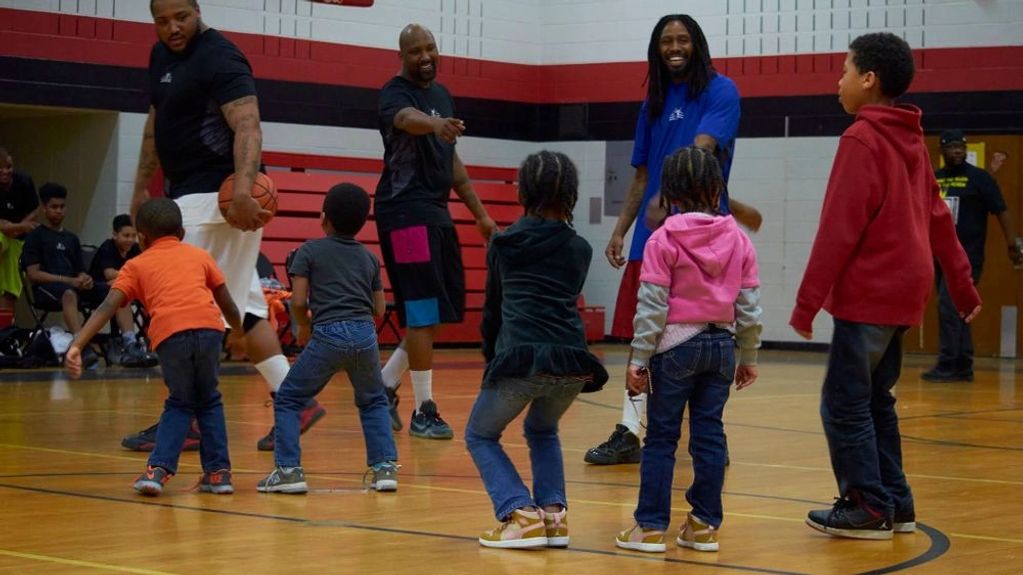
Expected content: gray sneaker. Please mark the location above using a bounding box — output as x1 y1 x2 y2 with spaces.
257 466 308 494
409 400 453 440
366 462 398 492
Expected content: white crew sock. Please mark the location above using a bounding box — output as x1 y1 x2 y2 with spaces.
381 347 409 390
621 389 646 436
255 354 291 393
411 369 433 412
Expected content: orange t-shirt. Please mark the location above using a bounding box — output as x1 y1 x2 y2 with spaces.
112 236 227 349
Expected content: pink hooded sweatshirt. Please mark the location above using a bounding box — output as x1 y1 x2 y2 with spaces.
639 212 759 323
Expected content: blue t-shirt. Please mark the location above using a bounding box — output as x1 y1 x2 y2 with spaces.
628 74 740 261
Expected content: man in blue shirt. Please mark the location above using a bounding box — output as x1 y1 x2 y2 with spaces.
588 14 761 465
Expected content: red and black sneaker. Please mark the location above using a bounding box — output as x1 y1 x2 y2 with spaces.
806 494 893 540
256 400 327 451
121 421 201 452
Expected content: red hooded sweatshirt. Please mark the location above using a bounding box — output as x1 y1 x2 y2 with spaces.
790 104 981 332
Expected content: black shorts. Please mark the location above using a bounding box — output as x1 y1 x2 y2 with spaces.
33 281 109 311
379 225 465 328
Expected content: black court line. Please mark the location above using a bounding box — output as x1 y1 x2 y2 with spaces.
576 397 1023 453
853 524 950 575
0 478 952 574
0 482 805 575
0 470 855 505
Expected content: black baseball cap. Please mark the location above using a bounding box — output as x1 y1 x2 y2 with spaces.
940 130 966 146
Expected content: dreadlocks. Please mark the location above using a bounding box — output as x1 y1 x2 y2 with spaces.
659 146 723 215
645 14 716 122
517 150 579 224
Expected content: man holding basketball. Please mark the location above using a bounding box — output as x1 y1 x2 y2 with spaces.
586 14 762 465
375 24 498 439
123 0 325 452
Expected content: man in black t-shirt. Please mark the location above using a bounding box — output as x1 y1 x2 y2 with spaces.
375 24 498 440
0 147 39 310
124 0 325 453
923 130 1022 382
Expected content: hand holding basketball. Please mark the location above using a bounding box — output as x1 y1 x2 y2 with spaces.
219 172 277 231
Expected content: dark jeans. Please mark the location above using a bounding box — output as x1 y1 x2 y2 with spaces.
149 329 230 474
820 319 913 515
635 329 735 530
935 268 977 373
465 375 585 521
273 320 397 468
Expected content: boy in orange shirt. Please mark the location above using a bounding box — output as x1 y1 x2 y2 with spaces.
67 198 242 496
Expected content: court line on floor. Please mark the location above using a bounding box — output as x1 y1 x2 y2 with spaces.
574 397 1023 454
0 482 806 575
0 548 176 575
946 532 1023 545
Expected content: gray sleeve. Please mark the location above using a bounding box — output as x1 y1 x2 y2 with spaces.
629 281 669 367
735 286 763 365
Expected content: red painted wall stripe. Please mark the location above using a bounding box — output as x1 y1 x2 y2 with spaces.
2 8 1022 104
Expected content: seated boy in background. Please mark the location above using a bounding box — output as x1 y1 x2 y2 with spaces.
90 213 155 366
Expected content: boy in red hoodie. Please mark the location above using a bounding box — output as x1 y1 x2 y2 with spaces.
790 33 981 540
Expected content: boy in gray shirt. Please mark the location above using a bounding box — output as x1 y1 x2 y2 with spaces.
258 183 399 493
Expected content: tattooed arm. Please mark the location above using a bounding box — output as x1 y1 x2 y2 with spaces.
220 95 268 231
131 107 161 224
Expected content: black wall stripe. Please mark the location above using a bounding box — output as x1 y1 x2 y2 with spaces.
2 57 1021 140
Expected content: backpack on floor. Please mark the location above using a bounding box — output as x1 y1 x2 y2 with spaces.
0 326 57 369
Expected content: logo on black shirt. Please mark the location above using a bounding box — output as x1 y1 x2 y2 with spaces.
429 108 441 118
56 242 66 251
160 72 173 84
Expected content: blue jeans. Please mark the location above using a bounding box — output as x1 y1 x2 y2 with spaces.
635 329 735 530
935 268 976 373
149 329 229 474
273 320 397 468
821 319 913 515
465 375 585 521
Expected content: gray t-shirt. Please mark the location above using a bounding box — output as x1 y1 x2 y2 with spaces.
288 235 382 325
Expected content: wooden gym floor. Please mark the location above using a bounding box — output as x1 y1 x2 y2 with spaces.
0 346 1020 574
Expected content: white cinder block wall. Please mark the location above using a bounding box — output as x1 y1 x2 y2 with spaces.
5 0 1023 343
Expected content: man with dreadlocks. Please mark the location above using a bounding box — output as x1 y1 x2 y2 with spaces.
588 14 761 465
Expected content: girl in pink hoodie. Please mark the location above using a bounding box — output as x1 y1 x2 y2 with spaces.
616 146 761 554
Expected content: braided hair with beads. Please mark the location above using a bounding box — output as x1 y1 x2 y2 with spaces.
517 150 579 224
658 145 724 216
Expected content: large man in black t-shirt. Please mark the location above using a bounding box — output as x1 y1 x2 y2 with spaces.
123 0 325 453
376 24 498 440
0 147 39 311
923 130 1022 382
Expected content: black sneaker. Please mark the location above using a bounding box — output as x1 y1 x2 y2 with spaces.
82 346 100 370
806 496 893 540
385 386 403 432
120 341 159 368
106 338 127 366
894 504 916 533
409 400 453 439
584 424 641 465
121 421 200 452
921 367 973 382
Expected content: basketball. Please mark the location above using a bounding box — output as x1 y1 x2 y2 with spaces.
218 172 278 221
